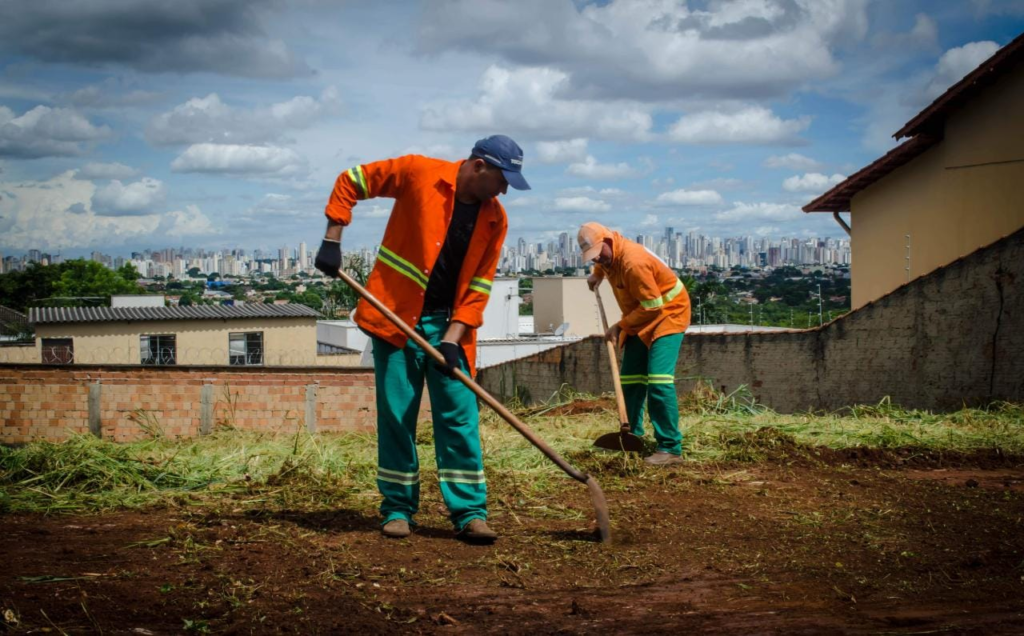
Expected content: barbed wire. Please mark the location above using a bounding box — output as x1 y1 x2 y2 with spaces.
0 344 366 367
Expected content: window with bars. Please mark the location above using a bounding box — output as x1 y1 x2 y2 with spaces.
140 334 176 365
229 332 263 366
41 338 74 364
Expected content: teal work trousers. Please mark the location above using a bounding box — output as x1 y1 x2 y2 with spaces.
620 332 685 455
371 313 486 531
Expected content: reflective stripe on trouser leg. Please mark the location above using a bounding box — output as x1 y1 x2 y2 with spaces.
647 332 684 455
422 315 487 530
620 335 649 437
372 333 427 524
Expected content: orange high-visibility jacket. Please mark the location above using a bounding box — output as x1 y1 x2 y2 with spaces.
593 229 691 347
324 155 508 375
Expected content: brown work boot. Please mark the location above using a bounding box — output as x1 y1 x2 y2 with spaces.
457 518 498 544
382 518 411 538
644 451 684 466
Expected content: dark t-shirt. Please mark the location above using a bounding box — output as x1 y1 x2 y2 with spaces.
423 199 481 312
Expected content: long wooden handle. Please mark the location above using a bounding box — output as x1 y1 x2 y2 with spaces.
336 269 589 484
594 287 630 429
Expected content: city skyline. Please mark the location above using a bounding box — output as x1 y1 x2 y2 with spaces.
3 224 850 280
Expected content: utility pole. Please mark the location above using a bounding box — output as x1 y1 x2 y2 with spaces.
790 308 794 328
807 311 812 328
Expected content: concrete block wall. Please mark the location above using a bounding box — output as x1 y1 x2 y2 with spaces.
478 226 1024 413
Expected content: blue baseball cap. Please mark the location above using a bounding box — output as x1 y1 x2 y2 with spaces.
471 134 531 191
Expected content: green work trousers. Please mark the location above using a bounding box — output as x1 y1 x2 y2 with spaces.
620 332 684 455
371 313 486 531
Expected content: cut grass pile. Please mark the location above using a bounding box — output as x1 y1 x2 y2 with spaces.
1 386 1022 515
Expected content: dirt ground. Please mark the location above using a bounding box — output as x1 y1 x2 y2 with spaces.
3 447 1024 635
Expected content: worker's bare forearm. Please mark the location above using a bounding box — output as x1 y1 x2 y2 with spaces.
443 320 468 343
324 219 344 242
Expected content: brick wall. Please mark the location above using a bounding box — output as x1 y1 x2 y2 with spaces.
478 226 1024 413
0 365 394 444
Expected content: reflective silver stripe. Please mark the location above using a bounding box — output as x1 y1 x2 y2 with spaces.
639 279 684 309
469 277 492 295
619 374 648 385
377 467 419 486
377 245 429 290
439 469 485 484
346 165 368 199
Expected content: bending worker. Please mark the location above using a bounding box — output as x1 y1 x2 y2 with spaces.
578 222 691 466
314 135 530 542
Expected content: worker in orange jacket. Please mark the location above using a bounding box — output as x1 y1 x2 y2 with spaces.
579 222 691 465
314 135 530 542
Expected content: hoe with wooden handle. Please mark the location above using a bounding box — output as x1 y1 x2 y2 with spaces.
333 268 611 543
592 286 646 453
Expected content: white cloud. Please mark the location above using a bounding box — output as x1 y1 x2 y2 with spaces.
640 214 659 228
504 196 540 208
0 105 111 158
147 88 339 146
669 106 810 145
782 172 846 193
357 204 392 219
92 178 167 216
566 155 642 179
536 139 588 164
921 40 1000 102
158 205 216 238
78 162 140 180
170 143 306 175
654 189 724 206
558 186 627 197
420 65 653 141
763 153 823 171
0 171 216 250
418 0 866 101
554 196 611 212
714 201 802 223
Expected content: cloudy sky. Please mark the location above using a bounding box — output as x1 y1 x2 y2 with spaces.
1 0 1021 257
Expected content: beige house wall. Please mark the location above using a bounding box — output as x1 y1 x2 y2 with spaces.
30 318 321 366
532 277 622 338
849 63 1024 308
0 344 41 364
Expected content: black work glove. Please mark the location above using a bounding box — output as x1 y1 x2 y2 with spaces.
436 341 464 379
314 238 342 277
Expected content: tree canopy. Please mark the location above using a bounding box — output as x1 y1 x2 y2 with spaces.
0 260 145 312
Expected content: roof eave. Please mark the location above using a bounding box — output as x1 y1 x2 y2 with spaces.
894 32 1024 140
802 134 940 214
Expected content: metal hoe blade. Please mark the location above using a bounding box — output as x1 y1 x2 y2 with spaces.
593 429 646 453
